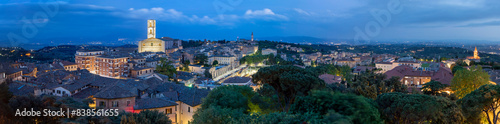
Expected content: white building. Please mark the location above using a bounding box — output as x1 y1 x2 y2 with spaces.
262 48 277 56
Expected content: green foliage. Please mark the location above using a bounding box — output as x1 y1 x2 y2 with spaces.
0 81 14 123
451 65 490 98
204 69 212 79
194 54 208 65
348 72 407 99
376 92 465 124
121 110 172 124
212 60 218 66
422 81 448 95
452 65 464 74
458 84 500 124
156 58 178 79
201 85 257 113
320 64 353 83
191 106 247 124
182 60 190 71
252 65 326 111
290 90 383 124
240 54 271 65
233 112 323 124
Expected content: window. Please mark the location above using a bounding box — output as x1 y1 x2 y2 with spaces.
166 108 172 114
57 90 61 94
188 107 190 112
100 101 106 107
127 101 131 106
151 43 153 46
112 101 119 107
143 43 145 46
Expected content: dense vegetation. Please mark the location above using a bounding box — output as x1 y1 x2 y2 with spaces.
192 63 498 124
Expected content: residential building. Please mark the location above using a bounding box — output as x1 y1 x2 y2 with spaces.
75 49 104 73
95 55 129 78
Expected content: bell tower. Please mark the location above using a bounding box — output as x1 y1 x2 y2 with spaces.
147 19 156 39
251 32 254 41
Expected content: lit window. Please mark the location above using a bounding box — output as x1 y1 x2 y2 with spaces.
166 108 172 114
112 101 119 107
100 101 106 107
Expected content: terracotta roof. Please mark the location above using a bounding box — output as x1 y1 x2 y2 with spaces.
60 61 77 66
384 65 453 85
319 74 342 84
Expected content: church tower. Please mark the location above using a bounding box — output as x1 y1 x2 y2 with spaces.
474 46 479 59
147 19 156 39
251 32 254 41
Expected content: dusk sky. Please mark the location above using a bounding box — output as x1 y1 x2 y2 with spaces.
1 0 500 46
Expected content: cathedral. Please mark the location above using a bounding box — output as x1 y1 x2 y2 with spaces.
138 20 166 53
467 46 480 60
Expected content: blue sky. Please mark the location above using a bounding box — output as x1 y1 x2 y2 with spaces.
1 0 500 46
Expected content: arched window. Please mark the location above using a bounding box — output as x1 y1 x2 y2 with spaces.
143 43 145 46
151 43 153 46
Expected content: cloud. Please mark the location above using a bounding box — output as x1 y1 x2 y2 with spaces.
293 8 310 16
244 8 288 21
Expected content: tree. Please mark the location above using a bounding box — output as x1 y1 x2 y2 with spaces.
120 110 171 124
458 84 500 124
204 69 212 79
422 81 448 95
348 72 406 99
212 60 219 66
156 58 177 79
0 81 15 123
233 112 323 124
194 54 208 65
451 65 490 98
192 85 258 124
252 65 326 112
182 60 190 71
191 106 247 124
201 85 257 113
376 92 465 124
452 65 464 74
290 90 383 124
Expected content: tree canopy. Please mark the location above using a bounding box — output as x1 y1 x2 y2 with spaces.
290 90 383 124
348 72 407 99
451 65 490 98
376 92 465 124
121 110 172 124
252 65 326 111
156 58 177 79
458 84 500 124
422 80 448 96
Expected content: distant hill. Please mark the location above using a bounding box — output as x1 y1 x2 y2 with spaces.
259 36 351 44
259 36 329 44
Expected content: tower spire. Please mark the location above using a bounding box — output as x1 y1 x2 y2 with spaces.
147 19 156 39
251 32 254 41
